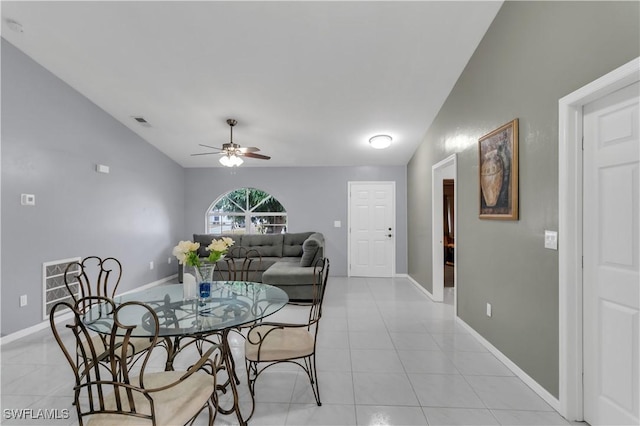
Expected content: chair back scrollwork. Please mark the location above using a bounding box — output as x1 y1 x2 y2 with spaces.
224 247 263 282
64 256 122 304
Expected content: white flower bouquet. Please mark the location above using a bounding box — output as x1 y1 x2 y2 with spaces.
172 237 234 268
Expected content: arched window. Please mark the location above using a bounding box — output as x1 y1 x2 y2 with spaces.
206 188 287 235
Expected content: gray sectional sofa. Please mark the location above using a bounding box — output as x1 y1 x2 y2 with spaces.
179 231 324 301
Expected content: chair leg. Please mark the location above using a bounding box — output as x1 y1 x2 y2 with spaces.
305 355 321 406
245 359 257 397
244 359 258 421
246 355 321 409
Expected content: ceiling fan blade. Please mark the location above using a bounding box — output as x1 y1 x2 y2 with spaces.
243 152 271 160
237 146 260 153
199 143 223 151
190 152 218 156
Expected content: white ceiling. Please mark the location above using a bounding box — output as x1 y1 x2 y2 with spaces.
1 1 502 168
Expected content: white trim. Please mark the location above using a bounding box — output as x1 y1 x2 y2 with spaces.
431 154 457 304
117 274 177 296
406 274 436 301
0 274 176 346
558 56 640 421
456 317 561 412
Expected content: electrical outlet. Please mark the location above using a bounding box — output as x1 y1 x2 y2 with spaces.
149 261 154 270
168 257 172 264
486 303 492 317
20 295 27 307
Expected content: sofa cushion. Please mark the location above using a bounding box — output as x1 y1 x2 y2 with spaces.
300 236 320 267
262 261 317 285
283 232 314 257
241 234 284 257
309 233 324 265
193 233 216 257
193 233 242 258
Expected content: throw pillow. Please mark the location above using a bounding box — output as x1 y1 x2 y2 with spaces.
300 238 319 267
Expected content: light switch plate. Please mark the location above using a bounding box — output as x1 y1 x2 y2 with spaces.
545 230 558 250
96 164 110 174
20 194 35 206
334 220 341 228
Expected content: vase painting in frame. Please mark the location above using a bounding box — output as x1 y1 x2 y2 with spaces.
479 119 519 220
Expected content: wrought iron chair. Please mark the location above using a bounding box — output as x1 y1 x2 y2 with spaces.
244 258 329 408
50 297 219 425
64 256 123 300
63 257 153 366
222 247 263 282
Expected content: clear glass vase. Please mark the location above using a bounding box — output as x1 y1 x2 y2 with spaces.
194 263 216 299
182 266 197 300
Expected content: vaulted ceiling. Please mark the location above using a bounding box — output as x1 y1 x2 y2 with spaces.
1 1 502 168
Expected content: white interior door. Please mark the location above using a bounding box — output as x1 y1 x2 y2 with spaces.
348 181 395 277
583 81 639 426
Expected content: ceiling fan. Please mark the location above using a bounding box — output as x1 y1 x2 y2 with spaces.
191 119 271 167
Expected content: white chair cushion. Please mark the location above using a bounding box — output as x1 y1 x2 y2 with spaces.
86 370 214 426
245 325 314 362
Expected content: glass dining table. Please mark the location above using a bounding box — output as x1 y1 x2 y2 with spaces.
84 281 289 425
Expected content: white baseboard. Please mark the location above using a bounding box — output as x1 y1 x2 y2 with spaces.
0 274 177 346
405 274 436 301
456 317 561 412
118 274 177 296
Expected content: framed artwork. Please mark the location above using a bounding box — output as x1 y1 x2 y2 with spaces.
479 119 519 220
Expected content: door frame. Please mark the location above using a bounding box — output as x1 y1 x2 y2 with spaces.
347 181 396 277
432 154 457 306
558 56 639 421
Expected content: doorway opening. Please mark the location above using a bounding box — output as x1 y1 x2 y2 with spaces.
431 154 457 305
443 179 455 288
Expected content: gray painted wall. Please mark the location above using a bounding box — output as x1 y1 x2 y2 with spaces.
407 1 639 397
1 38 408 337
1 40 186 336
183 166 408 277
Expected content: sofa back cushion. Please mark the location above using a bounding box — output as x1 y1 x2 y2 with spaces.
193 233 242 258
300 233 324 267
241 234 284 257
283 232 315 257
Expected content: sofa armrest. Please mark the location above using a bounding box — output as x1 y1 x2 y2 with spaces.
300 233 324 266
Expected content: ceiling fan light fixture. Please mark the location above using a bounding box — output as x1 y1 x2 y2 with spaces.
219 154 243 167
369 134 392 149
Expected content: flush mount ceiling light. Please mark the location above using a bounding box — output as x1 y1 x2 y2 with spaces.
369 134 392 149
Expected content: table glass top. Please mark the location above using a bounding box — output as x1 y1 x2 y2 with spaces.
83 282 288 337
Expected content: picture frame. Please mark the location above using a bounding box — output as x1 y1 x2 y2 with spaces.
479 118 519 220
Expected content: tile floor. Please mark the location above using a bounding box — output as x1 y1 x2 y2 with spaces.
0 276 574 425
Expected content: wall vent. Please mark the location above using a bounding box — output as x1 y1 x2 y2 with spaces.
132 116 151 127
42 257 81 320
